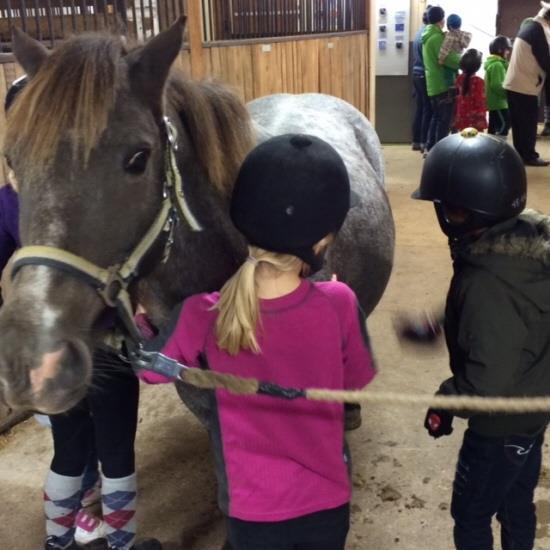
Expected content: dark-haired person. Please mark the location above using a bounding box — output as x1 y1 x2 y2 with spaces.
485 35 512 136
414 129 549 550
454 49 487 132
504 2 550 166
422 5 461 151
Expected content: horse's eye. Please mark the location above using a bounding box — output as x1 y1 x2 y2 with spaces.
124 149 150 175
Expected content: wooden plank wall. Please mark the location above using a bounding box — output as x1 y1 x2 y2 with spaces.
201 33 369 115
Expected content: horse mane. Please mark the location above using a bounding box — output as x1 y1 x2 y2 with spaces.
5 32 255 194
166 74 254 194
5 33 123 170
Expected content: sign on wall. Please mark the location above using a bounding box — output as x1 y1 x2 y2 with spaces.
375 0 410 76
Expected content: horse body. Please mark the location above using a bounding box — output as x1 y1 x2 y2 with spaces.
0 22 393 414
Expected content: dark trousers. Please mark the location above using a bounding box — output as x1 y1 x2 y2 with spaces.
507 90 539 162
412 74 433 146
451 429 544 550
226 504 349 550
50 350 139 479
488 109 511 137
426 91 454 151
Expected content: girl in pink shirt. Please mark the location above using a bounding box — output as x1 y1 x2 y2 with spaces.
141 134 375 550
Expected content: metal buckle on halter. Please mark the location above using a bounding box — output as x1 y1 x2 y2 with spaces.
163 116 179 151
97 266 126 307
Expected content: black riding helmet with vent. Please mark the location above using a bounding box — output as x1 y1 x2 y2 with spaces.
412 129 527 239
230 134 351 273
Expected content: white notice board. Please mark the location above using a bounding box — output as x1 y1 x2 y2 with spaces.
375 0 410 76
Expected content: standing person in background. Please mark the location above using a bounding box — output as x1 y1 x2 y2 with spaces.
423 6 461 152
485 35 512 136
454 49 487 132
504 2 550 166
438 14 472 92
541 77 550 136
412 5 433 153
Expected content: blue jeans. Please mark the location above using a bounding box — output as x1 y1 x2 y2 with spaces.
426 91 454 151
451 429 544 550
412 74 432 146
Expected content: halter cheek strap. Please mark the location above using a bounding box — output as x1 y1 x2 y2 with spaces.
10 117 202 344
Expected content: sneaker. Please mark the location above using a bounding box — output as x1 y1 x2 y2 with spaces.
524 157 549 167
412 142 422 151
541 124 550 136
75 510 106 545
45 536 80 550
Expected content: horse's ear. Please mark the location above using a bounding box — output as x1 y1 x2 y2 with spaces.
11 27 49 77
127 17 186 109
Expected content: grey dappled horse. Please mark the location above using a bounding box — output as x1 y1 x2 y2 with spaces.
0 19 394 415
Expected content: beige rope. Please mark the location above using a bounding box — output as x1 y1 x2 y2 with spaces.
179 367 550 413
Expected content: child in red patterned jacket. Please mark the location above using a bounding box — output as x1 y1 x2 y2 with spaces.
454 49 488 132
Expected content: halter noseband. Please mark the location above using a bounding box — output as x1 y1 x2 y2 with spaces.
10 117 203 344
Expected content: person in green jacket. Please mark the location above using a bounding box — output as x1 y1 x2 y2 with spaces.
485 35 512 136
422 6 461 152
413 129 549 550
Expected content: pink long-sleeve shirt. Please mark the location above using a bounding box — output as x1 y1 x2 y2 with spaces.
162 279 375 522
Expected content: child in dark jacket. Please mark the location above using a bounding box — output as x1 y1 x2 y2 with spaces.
485 35 512 136
454 49 487 132
413 129 548 550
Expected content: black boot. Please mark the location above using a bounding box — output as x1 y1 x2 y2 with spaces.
344 403 362 431
45 537 80 550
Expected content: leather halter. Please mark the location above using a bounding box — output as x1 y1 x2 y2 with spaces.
10 117 203 343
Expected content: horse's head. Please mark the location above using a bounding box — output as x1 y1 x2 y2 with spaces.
0 20 189 413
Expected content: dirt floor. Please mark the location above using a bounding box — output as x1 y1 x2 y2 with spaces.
3 141 550 550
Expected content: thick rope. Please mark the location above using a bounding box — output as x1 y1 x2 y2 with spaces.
181 368 550 413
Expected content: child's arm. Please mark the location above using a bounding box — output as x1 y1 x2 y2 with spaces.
486 64 508 102
438 274 527 414
340 287 376 389
438 34 452 65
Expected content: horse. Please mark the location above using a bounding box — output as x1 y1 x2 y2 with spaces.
0 18 394 415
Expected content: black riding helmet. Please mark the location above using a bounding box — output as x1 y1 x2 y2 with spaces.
230 134 351 273
460 48 482 75
412 129 527 239
489 35 512 56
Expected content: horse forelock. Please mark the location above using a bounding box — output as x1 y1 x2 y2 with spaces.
5 33 125 172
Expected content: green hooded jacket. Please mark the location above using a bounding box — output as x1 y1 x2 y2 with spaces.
439 211 550 438
484 55 509 111
422 24 461 97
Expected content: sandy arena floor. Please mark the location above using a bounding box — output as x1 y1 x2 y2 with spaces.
2 140 550 550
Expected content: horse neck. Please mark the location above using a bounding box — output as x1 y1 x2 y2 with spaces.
137 113 247 323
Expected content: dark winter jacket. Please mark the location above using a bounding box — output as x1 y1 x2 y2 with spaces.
439 210 550 437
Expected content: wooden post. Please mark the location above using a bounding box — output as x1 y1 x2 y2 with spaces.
187 0 205 79
367 0 376 123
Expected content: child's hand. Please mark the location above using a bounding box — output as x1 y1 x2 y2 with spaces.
394 310 443 344
137 369 175 385
424 408 454 438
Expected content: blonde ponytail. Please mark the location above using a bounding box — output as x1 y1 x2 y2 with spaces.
215 246 303 355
